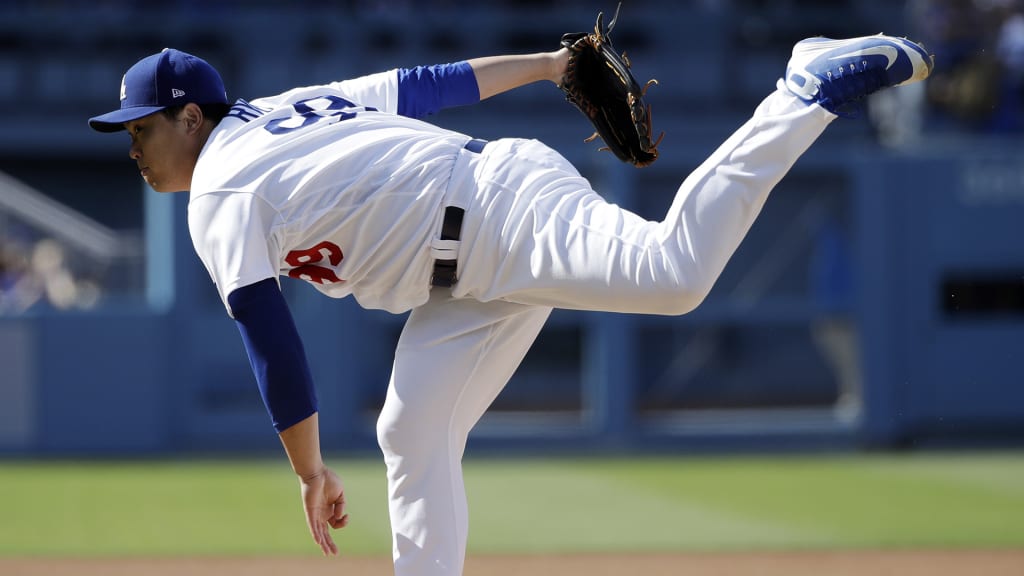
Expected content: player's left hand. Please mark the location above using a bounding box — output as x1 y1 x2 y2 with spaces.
299 465 349 556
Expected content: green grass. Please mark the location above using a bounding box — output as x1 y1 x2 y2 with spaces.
1 453 1022 557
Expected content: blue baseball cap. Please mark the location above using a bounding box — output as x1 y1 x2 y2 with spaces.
89 48 228 133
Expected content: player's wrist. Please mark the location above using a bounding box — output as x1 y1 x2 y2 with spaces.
550 48 570 86
278 412 326 479
292 456 327 481
297 462 328 483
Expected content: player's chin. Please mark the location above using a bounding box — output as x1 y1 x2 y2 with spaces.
145 177 173 193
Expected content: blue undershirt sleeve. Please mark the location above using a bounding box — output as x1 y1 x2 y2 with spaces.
227 278 317 433
396 61 481 119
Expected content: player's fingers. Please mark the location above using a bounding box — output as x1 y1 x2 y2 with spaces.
316 523 334 556
305 507 330 556
317 504 337 553
313 514 337 555
332 494 346 523
323 529 339 556
315 504 340 556
329 513 349 529
306 517 322 553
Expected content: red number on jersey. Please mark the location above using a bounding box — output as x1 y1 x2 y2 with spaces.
285 241 344 284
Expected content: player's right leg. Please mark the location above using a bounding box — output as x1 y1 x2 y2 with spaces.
452 34 931 316
452 89 834 315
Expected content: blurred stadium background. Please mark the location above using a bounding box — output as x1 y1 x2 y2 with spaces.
0 0 1022 460
2 2 1024 572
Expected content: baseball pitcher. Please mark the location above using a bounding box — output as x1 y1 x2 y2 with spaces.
88 7 932 575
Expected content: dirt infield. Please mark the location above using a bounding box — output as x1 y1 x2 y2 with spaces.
4 550 1024 576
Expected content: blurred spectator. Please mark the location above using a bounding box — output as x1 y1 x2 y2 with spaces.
872 0 1024 144
910 0 1024 133
0 237 101 314
993 0 1024 128
0 239 30 311
30 239 77 310
809 217 861 422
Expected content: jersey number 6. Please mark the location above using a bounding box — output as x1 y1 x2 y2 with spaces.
285 241 344 284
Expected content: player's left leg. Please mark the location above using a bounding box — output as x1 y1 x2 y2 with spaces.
376 292 551 576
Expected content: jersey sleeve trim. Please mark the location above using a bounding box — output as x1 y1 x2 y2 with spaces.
396 61 480 119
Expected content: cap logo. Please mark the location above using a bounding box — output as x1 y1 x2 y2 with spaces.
172 88 186 98
119 74 127 101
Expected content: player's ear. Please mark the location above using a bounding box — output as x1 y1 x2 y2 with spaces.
181 103 205 134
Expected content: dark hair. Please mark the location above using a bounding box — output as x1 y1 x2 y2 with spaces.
161 102 231 125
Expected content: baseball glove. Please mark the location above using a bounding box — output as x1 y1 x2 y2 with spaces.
559 3 663 167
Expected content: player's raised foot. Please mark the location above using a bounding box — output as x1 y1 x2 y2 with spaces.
784 34 934 116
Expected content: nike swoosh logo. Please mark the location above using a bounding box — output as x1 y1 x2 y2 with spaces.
828 45 898 69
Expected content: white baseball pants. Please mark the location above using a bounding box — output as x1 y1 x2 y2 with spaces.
376 87 835 575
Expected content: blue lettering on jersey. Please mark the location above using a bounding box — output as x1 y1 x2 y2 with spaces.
265 95 378 135
224 99 270 123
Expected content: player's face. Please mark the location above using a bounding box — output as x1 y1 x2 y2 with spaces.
124 110 198 193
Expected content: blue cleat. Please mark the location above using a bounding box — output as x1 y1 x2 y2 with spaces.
784 34 934 116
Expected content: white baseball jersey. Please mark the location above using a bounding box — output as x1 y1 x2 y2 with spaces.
189 71 470 315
